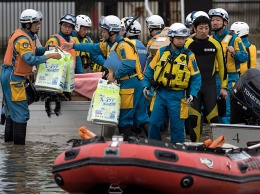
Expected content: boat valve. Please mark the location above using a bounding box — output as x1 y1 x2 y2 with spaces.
180 176 194 188
54 174 64 186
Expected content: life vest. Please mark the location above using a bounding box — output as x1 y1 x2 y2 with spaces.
73 36 92 66
3 28 35 76
52 34 76 67
220 34 239 73
247 44 257 69
111 38 143 80
147 34 160 49
131 39 147 71
154 47 191 90
240 44 257 75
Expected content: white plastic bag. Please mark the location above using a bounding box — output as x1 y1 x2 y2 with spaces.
87 79 120 126
63 51 75 92
35 49 67 93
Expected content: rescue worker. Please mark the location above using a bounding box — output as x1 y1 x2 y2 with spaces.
230 21 257 70
185 12 195 34
143 23 202 143
184 11 210 136
209 8 248 124
146 15 165 67
72 14 105 74
145 15 169 132
185 16 228 142
61 15 149 140
123 18 147 71
1 9 61 145
121 17 149 136
45 14 77 72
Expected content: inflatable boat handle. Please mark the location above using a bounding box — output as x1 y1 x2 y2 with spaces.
247 143 260 150
108 184 123 194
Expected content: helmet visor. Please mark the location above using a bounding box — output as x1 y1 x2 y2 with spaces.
34 11 43 21
168 28 190 37
61 14 76 23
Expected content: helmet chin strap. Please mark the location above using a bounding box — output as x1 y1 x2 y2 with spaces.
212 24 225 33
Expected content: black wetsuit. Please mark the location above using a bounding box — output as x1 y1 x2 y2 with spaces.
185 36 228 142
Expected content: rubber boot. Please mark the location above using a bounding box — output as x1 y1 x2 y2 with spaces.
185 116 192 136
4 115 13 142
1 113 6 125
118 126 133 141
141 122 149 137
13 121 27 145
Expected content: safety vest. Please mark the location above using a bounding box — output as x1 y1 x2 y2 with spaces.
147 34 160 49
247 44 257 69
240 44 257 74
111 38 143 80
73 36 92 66
52 34 76 67
154 47 191 90
3 28 35 76
220 34 239 73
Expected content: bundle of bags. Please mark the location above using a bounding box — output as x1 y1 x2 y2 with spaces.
35 49 75 93
87 79 120 126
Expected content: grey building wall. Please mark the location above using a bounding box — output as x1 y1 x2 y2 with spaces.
0 1 75 45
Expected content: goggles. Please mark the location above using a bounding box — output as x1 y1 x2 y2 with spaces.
34 11 43 21
168 28 190 37
99 16 109 28
61 14 76 23
208 9 224 17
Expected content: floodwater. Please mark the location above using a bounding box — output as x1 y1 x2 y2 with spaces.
0 126 69 193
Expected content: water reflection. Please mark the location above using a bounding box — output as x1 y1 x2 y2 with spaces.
0 127 69 193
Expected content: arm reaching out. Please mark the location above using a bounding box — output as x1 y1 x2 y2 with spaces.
61 42 74 50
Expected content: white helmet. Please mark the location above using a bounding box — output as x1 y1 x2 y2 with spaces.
75 15 92 32
20 9 43 23
146 15 165 29
192 11 209 23
185 12 194 26
208 8 229 23
230 21 249 37
60 14 76 26
125 19 141 37
121 16 134 28
99 15 121 32
168 23 190 37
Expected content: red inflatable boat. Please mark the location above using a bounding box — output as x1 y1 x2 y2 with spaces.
52 136 260 194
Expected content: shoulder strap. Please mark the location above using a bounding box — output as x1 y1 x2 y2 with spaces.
115 38 137 54
182 49 190 55
52 35 60 46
